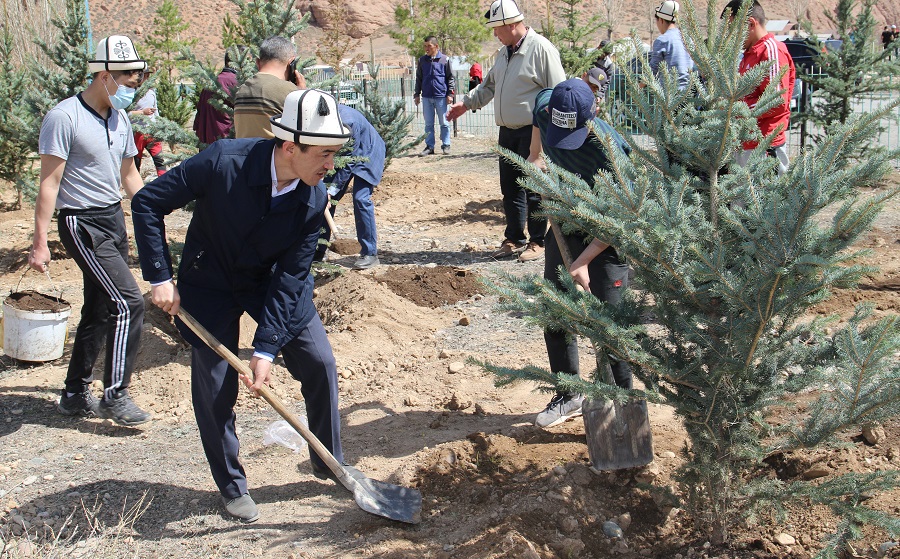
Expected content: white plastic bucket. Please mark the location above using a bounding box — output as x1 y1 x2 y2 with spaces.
1 294 71 362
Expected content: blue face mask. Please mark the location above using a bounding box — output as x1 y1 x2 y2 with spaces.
104 74 136 111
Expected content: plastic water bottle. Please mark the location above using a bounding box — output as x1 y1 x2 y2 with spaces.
262 419 308 453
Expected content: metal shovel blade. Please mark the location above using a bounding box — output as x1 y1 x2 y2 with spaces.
178 309 423 524
337 467 422 524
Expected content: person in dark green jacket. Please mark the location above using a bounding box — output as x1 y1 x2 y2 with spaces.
528 79 633 429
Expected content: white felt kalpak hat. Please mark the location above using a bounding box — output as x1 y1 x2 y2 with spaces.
655 0 679 21
270 89 351 146
485 0 524 27
88 36 147 73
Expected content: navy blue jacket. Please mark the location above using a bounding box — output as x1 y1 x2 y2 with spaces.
131 138 326 357
415 51 455 99
327 104 386 188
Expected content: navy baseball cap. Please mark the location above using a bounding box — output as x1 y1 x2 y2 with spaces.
545 78 595 150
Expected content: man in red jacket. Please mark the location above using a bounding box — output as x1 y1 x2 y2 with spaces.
724 0 795 175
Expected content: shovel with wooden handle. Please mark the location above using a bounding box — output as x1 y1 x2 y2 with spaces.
323 206 339 241
177 308 423 524
549 219 653 471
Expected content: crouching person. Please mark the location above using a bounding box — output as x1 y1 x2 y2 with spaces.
131 89 351 523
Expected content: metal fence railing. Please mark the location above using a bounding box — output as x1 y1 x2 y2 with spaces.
337 69 900 158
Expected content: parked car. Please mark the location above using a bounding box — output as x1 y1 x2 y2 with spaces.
304 64 360 106
783 39 822 111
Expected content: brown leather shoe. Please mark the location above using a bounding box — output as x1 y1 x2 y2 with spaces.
518 242 545 262
491 239 526 258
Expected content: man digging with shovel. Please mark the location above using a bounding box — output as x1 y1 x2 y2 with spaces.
527 78 633 428
131 89 353 523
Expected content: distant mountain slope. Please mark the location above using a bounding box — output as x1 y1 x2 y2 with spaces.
90 0 900 66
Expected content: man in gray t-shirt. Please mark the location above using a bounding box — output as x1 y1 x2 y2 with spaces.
28 35 152 427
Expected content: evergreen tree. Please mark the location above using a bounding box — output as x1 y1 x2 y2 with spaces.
390 0 491 59
221 0 310 51
148 72 195 128
0 29 38 207
488 0 900 551
540 0 605 76
315 0 362 70
24 0 91 152
130 110 198 167
188 0 310 148
798 0 900 139
355 64 422 169
144 0 198 79
182 45 253 145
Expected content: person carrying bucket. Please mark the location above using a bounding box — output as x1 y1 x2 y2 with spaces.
28 35 152 427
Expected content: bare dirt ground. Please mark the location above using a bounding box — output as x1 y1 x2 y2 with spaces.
1 135 899 559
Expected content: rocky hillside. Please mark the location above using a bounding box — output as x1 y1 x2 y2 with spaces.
91 0 900 65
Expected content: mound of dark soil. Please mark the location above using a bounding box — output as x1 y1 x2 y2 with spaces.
375 266 483 309
329 238 363 255
4 290 69 312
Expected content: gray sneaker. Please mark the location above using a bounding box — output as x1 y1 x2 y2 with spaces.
97 389 152 427
57 389 99 417
353 255 380 270
419 146 434 156
534 393 586 428
441 145 450 155
223 493 259 523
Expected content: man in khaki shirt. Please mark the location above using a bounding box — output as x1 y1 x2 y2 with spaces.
447 0 565 262
234 36 305 138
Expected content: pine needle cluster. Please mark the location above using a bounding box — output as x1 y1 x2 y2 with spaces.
488 0 900 549
798 0 900 138
221 0 310 51
0 29 37 207
540 0 605 76
23 0 91 153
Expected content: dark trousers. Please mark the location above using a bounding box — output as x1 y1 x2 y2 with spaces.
498 126 546 246
543 229 632 390
177 286 343 499
57 203 144 400
319 176 378 256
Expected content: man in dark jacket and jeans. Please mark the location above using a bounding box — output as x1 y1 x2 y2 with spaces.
414 35 455 155
132 89 351 524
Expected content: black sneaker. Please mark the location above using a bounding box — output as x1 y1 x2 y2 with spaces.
98 390 152 426
57 389 99 417
534 393 586 428
419 146 435 156
441 145 450 155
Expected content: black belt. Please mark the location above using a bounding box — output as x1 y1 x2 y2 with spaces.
57 201 122 217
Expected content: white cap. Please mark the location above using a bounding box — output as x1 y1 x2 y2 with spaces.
88 36 147 73
485 0 524 27
655 0 679 22
270 90 351 146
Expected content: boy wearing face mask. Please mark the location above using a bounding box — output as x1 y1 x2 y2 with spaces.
28 35 152 427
